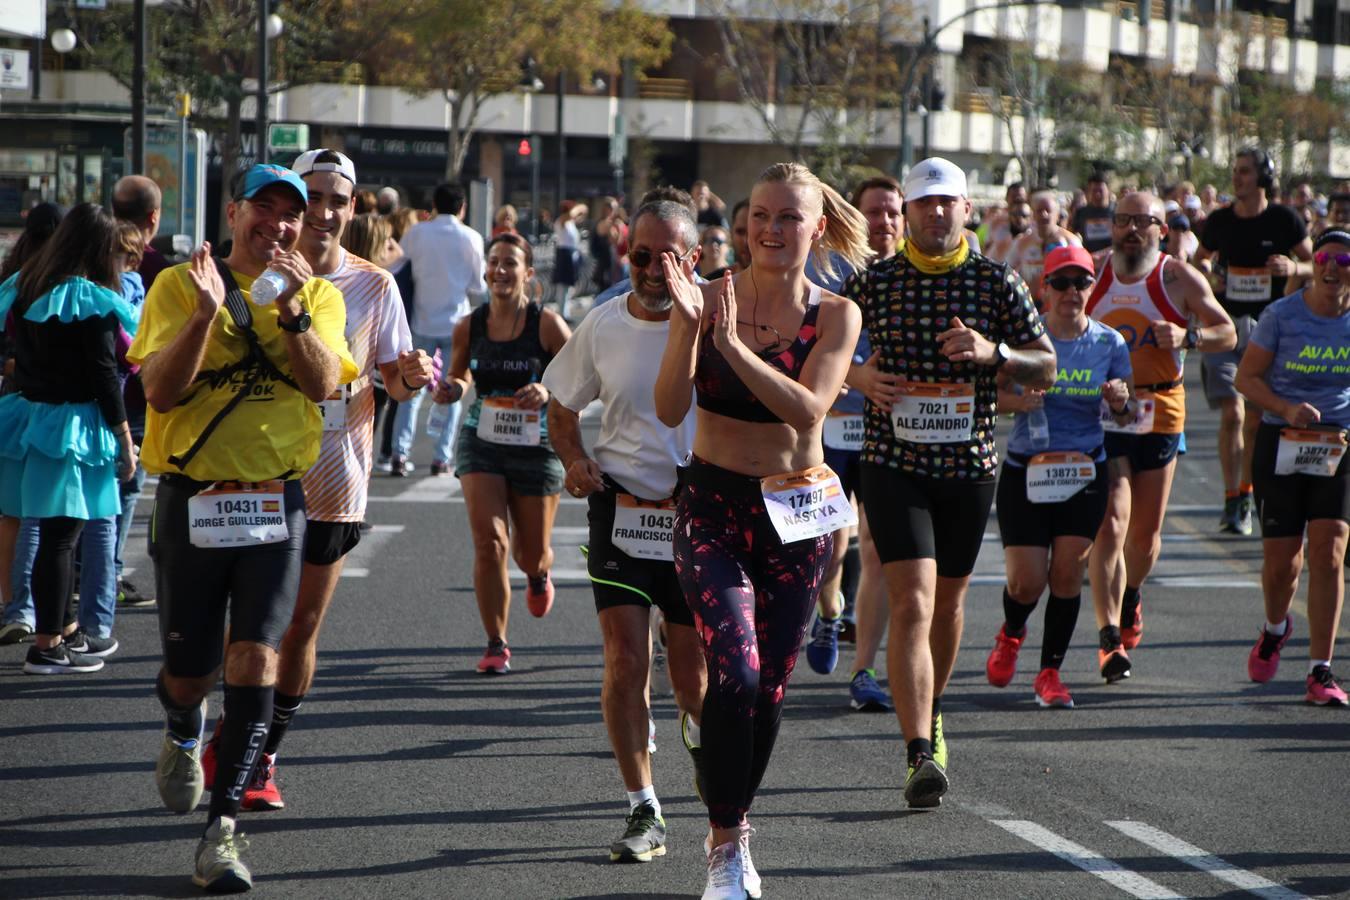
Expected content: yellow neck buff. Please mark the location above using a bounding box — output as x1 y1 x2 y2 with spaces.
904 233 970 275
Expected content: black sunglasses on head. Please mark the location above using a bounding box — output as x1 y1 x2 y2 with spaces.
1046 273 1096 291
629 244 697 270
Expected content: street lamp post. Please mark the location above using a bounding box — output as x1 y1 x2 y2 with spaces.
132 0 146 175
257 0 270 165
896 0 1050 176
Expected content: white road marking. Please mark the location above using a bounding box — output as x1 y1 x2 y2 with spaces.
1150 577 1259 588
992 820 1183 900
510 567 590 584
1106 821 1309 899
377 476 463 503
338 524 405 579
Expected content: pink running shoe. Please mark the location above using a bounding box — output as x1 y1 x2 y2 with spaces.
1033 668 1074 709
526 573 554 618
1247 617 1292 683
1305 666 1348 706
477 639 511 675
986 626 1024 688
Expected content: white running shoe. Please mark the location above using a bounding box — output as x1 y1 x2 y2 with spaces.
702 840 746 900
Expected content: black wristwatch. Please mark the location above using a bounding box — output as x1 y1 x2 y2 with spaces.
992 341 1012 369
1184 326 1200 350
278 310 312 334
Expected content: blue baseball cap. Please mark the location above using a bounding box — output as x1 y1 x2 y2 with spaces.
233 163 307 205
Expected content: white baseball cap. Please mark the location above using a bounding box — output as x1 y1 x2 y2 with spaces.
292 148 357 185
1183 194 1202 211
903 157 968 201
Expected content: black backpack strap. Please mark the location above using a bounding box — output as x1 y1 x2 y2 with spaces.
166 260 298 471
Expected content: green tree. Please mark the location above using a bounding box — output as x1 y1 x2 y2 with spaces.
384 0 672 181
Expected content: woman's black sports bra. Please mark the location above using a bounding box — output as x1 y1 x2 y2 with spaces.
694 282 822 424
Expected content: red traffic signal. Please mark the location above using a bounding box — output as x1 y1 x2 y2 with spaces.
518 139 532 156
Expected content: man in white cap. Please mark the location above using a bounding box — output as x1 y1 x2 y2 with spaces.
199 148 434 813
844 157 1056 810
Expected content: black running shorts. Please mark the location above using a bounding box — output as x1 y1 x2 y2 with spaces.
585 480 693 627
857 464 995 578
1252 422 1350 539
303 519 362 566
150 475 306 678
1103 431 1182 472
996 460 1110 547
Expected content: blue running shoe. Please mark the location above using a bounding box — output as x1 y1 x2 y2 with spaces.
849 669 892 711
806 613 841 674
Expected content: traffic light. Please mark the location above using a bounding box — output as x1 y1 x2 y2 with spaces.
518 138 532 157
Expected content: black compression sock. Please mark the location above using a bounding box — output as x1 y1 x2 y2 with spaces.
906 738 933 765
1099 624 1122 651
1041 594 1081 670
156 672 204 745
1120 586 1141 629
262 690 304 756
1002 588 1037 636
208 683 274 823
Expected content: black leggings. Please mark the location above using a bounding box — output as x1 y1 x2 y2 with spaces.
673 458 832 828
33 517 85 637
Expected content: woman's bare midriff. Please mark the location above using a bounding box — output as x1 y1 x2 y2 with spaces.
691 407 824 477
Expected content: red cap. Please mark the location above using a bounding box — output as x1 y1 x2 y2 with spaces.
1043 245 1096 278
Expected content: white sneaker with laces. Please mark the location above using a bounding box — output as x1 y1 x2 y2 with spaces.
702 841 746 900
193 815 252 892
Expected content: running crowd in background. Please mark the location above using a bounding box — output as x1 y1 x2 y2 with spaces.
0 146 1345 900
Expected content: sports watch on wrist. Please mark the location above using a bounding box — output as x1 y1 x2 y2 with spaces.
992 341 1012 369
1184 326 1200 350
278 310 312 333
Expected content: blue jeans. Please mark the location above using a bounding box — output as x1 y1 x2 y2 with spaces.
392 333 462 465
114 461 146 578
5 515 118 638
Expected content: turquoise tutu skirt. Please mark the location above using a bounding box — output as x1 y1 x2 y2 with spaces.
0 393 120 520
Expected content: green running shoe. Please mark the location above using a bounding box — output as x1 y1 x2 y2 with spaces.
609 802 667 863
931 710 948 771
904 753 948 809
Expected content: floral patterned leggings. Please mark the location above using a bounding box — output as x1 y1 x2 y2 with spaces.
674 457 832 829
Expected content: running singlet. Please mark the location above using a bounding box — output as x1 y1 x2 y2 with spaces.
304 250 412 522
1199 204 1305 319
844 250 1044 479
695 282 821 424
1249 291 1350 429
1086 256 1186 434
1006 319 1132 463
462 301 554 444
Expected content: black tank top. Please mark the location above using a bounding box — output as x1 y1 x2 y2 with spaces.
468 301 549 394
694 283 822 424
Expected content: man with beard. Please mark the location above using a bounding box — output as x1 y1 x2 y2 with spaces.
987 200 1031 264
543 192 707 864
1087 191 1234 682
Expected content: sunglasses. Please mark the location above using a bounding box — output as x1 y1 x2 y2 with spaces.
703 237 727 246
1112 214 1163 229
1046 273 1096 291
629 243 697 270
1314 251 1350 267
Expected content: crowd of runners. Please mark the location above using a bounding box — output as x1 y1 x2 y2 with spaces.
0 145 1345 899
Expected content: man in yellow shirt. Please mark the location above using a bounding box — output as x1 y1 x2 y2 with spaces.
127 163 357 893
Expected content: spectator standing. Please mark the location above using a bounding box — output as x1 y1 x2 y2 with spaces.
390 183 486 477
376 186 400 216
552 200 587 312
691 180 728 228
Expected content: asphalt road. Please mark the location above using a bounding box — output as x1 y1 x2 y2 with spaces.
2 357 1348 900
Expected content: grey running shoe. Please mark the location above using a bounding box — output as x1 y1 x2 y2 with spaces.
193 816 252 893
1236 493 1255 536
65 628 119 658
904 754 949 809
609 801 667 862
0 621 34 645
157 715 206 813
23 642 104 674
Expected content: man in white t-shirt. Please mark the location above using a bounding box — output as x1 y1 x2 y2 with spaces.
543 193 707 866
389 182 486 476
200 149 433 810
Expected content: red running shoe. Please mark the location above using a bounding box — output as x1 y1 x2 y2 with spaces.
200 719 223 790
526 573 554 618
1304 666 1348 706
1247 617 1292 683
1121 601 1144 650
985 625 1025 688
1033 668 1074 708
241 752 284 811
477 639 511 675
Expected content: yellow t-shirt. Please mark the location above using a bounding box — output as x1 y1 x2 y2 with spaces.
128 262 358 482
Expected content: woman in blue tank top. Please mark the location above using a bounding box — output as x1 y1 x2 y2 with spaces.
435 233 571 676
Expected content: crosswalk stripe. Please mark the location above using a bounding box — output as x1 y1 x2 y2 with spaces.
992 820 1183 899
1106 821 1309 899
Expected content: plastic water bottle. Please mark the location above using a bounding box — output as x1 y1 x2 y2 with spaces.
249 268 288 306
1028 407 1051 450
426 400 451 437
